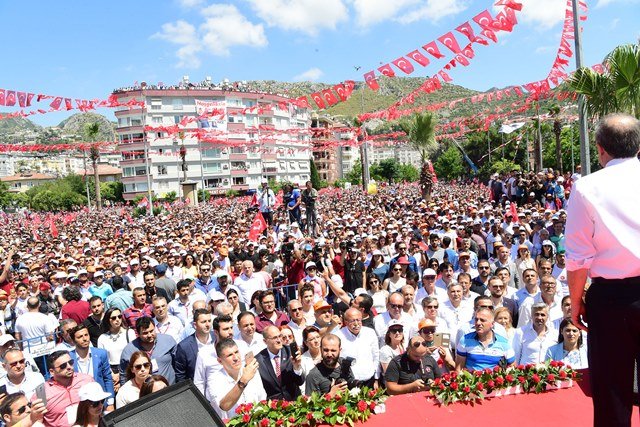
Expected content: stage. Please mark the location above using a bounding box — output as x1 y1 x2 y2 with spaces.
360 373 640 426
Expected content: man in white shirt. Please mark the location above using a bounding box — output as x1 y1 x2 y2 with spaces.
514 269 541 310
14 297 57 354
235 312 266 355
334 308 379 388
439 283 474 339
512 303 557 365
234 261 266 306
152 296 184 342
517 274 562 328
206 338 266 420
164 253 184 282
125 259 144 289
168 280 196 327
552 249 569 297
0 348 44 397
415 269 447 304
373 293 415 347
287 299 306 345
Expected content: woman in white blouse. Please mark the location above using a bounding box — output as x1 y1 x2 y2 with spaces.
379 322 405 375
299 326 322 393
115 351 152 409
97 307 137 391
545 318 588 369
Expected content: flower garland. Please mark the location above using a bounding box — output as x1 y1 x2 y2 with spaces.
430 361 581 405
227 387 387 427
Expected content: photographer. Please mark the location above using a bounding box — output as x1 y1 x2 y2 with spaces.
283 184 302 231
385 335 442 395
302 181 318 237
304 334 356 396
340 244 365 295
257 181 276 226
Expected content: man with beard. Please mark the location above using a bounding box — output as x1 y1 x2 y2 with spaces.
304 334 356 396
470 260 492 296
174 308 214 382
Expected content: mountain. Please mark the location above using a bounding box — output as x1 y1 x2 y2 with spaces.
58 112 116 141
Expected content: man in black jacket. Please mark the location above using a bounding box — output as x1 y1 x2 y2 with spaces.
256 325 304 401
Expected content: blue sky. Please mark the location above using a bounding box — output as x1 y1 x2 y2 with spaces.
0 0 638 127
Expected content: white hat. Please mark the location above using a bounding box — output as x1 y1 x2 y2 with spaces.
78 382 111 402
422 268 437 277
54 271 68 279
93 271 104 277
291 222 299 228
305 261 317 270
0 334 16 347
207 291 226 302
78 269 88 276
130 259 139 265
372 249 383 256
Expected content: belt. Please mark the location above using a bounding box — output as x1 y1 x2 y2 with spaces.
592 276 640 286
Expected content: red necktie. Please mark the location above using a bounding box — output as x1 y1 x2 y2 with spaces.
274 355 281 378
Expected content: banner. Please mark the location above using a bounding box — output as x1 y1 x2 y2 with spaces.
195 100 227 130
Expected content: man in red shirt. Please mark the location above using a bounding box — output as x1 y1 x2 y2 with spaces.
123 287 153 329
254 291 290 333
60 286 90 324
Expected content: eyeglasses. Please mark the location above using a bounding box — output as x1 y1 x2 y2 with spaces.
389 304 403 310
56 359 75 370
412 341 429 348
15 402 31 415
423 276 436 280
420 328 436 334
90 400 105 408
478 266 490 270
370 280 379 285
478 305 494 309
425 305 439 309
8 358 26 367
266 335 283 340
110 315 121 320
389 328 403 334
307 267 316 271
133 362 151 370
398 247 407 251
290 307 302 313
393 268 402 272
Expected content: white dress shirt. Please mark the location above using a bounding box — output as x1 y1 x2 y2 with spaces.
512 324 558 365
334 326 380 381
565 157 640 278
234 274 266 306
208 365 267 420
3 370 45 398
517 294 563 328
154 315 185 343
194 340 249 399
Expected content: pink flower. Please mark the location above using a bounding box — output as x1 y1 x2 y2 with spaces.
369 402 376 411
505 374 514 382
235 405 244 415
260 418 269 427
484 368 492 375
338 405 347 414
276 420 283 426
474 370 482 377
546 374 556 382
463 386 471 393
270 400 278 410
495 377 505 386
288 417 296 423
306 413 314 420
487 380 495 388
493 366 501 373
358 400 367 411
532 374 541 384
324 393 332 401
242 414 250 423
518 376 525 384
476 382 484 391
559 371 567 379
324 407 332 416
517 365 525 370
245 403 253 412
450 382 459 390
438 383 446 390
368 390 377 398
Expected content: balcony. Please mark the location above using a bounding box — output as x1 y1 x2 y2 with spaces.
229 153 247 161
231 168 248 176
231 184 249 192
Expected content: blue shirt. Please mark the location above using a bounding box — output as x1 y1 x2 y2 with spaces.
456 331 515 371
288 189 301 208
89 283 114 300
119 333 177 385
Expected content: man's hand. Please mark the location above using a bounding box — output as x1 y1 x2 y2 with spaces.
30 398 47 423
240 358 259 384
291 349 302 371
571 297 588 332
329 379 348 397
412 379 426 392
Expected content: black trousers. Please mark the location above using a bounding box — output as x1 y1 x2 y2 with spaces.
586 277 640 427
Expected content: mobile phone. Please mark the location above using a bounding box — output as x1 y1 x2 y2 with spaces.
245 351 254 364
289 341 299 357
433 333 450 348
35 383 47 406
0 384 6 395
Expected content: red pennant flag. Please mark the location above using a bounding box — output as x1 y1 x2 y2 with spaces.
250 193 258 206
392 57 415 75
377 64 396 77
50 97 63 110
473 10 495 29
334 84 348 101
321 89 339 106
5 91 16 107
407 49 430 66
248 211 267 241
137 196 149 209
495 0 523 11
513 86 523 97
363 71 380 91
438 70 453 83
462 44 475 59
295 96 310 108
455 54 470 66
343 80 355 97
510 202 519 223
456 22 477 42
64 98 73 110
0 90 5 106
274 191 283 208
17 92 27 108
50 220 59 238
26 93 34 107
428 161 438 183
310 92 326 109
423 41 445 59
438 32 462 54
481 28 497 43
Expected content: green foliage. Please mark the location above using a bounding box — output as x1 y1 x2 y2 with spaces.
398 163 420 182
333 178 348 188
399 112 438 162
10 192 29 208
478 159 521 180
434 145 466 180
100 181 124 202
0 182 13 207
198 189 211 202
163 191 177 203
370 158 400 184
346 159 362 185
309 159 321 189
225 189 240 198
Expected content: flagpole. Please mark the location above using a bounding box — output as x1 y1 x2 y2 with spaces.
143 95 154 216
572 0 591 175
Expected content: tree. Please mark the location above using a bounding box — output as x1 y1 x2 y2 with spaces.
309 159 321 189
370 159 400 184
434 145 465 181
0 182 12 207
548 103 563 173
100 181 124 203
399 112 438 201
84 122 102 209
346 159 362 185
569 43 640 119
398 163 419 182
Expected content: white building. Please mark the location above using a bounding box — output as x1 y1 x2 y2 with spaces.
370 145 421 168
113 83 312 200
0 153 86 178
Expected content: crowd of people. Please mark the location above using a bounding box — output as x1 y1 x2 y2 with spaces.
0 164 586 426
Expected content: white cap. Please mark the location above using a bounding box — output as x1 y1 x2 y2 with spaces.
78 269 88 276
422 268 437 277
0 334 15 347
78 382 111 402
93 271 104 277
130 258 139 265
207 291 226 302
305 261 317 270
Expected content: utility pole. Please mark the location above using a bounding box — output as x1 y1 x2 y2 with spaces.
572 0 591 175
82 150 91 211
359 83 370 191
142 104 154 216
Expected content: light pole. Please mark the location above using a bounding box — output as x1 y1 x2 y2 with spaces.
572 0 590 175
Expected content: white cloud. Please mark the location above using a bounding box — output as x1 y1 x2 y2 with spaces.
152 20 202 68
517 0 566 29
247 0 348 36
177 0 204 8
396 0 469 24
610 17 620 28
351 0 419 27
293 67 324 81
200 4 267 56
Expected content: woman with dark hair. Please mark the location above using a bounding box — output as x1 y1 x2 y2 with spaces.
365 274 388 315
366 250 389 283
249 290 263 315
115 351 152 409
97 307 137 391
279 325 295 346
545 318 588 369
139 375 169 398
380 322 405 374
300 326 321 393
181 253 199 278
72 382 111 427
226 288 245 321
427 258 440 274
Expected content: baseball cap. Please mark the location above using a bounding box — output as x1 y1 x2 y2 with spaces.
418 319 436 330
207 291 226 302
305 261 317 270
0 334 16 347
155 264 167 275
388 319 404 330
39 282 51 291
78 382 111 402
93 271 104 278
313 300 331 311
422 268 437 278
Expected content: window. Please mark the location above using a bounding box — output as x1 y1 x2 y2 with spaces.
151 104 161 111
131 118 142 126
289 162 296 170
203 149 221 158
118 118 130 127
298 161 307 169
203 163 221 173
205 178 223 188
172 98 183 110
152 117 163 124
158 181 169 189
232 177 245 185
174 115 184 124
157 165 167 175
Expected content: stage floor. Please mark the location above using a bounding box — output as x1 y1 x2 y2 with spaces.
362 373 640 427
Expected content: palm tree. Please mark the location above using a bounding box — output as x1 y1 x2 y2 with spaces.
548 103 563 173
84 123 102 209
400 112 438 201
569 43 640 119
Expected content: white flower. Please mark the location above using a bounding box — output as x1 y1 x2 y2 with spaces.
349 387 361 397
535 363 546 371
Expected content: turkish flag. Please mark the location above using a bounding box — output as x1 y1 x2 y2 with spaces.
455 55 470 66
462 44 475 59
250 193 258 206
274 191 283 208
473 10 495 29
438 70 453 83
423 41 445 59
322 89 339 106
50 97 62 110
0 90 5 106
17 92 27 108
438 32 462 54
481 28 498 43
26 93 34 107
510 202 519 223
407 49 430 66
334 84 349 101
65 98 73 110
392 57 415 75
363 71 380 91
50 220 59 238
248 211 267 241
295 96 310 108
310 92 326 109
495 0 523 11
377 64 396 77
456 22 477 42
513 86 523 97
343 80 355 97
5 91 16 106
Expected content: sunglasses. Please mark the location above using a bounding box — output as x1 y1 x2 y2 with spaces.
110 315 121 320
412 341 429 348
290 307 302 313
15 402 31 415
420 328 436 334
133 362 151 370
393 268 402 272
56 359 75 370
425 305 439 309
389 304 403 310
423 276 436 280
389 328 403 334
8 358 26 368
90 400 105 408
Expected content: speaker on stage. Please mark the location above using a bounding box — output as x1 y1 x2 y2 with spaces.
101 380 225 427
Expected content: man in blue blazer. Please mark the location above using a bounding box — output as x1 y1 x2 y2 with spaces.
69 324 115 410
256 325 304 401
174 308 215 382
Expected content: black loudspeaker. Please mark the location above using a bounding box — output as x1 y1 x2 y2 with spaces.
101 380 225 427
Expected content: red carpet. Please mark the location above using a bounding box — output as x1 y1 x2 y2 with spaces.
360 374 640 427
